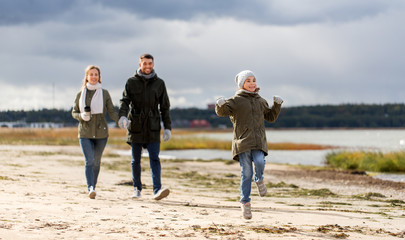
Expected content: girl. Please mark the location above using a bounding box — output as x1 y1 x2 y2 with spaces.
215 70 283 219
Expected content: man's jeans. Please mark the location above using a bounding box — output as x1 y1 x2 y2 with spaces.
239 150 266 204
79 138 108 190
131 142 161 195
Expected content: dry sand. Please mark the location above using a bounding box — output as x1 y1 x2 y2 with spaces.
0 144 404 240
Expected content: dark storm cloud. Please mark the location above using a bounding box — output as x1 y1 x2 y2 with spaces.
0 0 77 25
95 0 396 25
1 0 404 110
95 0 252 20
0 0 399 26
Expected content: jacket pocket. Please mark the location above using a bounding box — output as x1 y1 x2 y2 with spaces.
128 113 142 133
82 121 89 128
238 127 248 139
150 116 161 131
98 118 108 131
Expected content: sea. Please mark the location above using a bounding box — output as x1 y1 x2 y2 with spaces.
117 129 405 182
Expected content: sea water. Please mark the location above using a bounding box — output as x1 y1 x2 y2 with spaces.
117 129 405 182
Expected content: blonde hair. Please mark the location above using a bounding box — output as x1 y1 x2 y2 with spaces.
81 65 101 89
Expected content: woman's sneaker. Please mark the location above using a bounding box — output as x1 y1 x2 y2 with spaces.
256 180 267 197
153 188 170 200
132 189 141 198
241 202 252 219
88 186 96 199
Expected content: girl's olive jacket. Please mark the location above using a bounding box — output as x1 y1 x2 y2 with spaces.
119 72 171 144
72 89 119 139
215 91 281 160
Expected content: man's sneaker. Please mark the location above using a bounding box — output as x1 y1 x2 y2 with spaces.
241 202 252 219
153 188 170 200
89 186 96 199
256 180 267 197
132 189 141 198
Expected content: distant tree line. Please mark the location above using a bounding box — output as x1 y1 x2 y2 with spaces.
1 103 405 128
271 104 405 128
0 109 77 126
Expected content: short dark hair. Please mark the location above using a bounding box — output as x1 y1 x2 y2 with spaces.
140 53 154 61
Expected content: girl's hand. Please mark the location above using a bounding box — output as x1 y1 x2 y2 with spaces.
273 95 284 104
216 97 226 107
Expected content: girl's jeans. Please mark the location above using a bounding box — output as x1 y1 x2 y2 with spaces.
79 138 108 190
131 142 162 195
239 150 266 204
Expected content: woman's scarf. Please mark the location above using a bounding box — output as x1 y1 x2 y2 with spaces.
79 82 103 114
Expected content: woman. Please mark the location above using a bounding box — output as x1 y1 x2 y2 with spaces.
72 65 119 199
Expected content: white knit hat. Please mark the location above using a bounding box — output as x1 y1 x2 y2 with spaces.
235 70 255 89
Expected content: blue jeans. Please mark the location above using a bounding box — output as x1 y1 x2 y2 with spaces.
239 150 266 204
131 142 162 195
79 138 108 190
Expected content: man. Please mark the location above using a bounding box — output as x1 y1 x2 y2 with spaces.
118 53 172 200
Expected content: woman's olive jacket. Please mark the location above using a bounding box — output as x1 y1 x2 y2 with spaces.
215 91 281 160
72 89 119 139
119 72 171 144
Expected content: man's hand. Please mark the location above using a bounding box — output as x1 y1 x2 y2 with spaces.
163 129 171 142
118 116 129 129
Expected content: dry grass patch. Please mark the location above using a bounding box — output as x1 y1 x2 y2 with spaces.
0 128 335 150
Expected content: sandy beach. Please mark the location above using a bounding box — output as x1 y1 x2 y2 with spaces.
0 144 404 239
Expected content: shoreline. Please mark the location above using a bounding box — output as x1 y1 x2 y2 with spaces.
116 148 405 183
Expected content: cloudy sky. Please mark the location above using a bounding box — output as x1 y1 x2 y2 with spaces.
1 0 404 110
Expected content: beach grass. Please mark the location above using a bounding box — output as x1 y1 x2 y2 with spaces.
0 127 334 150
0 128 78 145
325 151 405 173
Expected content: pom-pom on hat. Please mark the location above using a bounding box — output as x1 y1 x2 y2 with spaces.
235 70 255 89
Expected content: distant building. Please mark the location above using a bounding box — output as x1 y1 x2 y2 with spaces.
207 103 215 110
0 121 27 128
29 122 64 128
0 121 64 129
190 119 211 128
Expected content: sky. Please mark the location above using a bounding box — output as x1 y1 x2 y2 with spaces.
0 0 404 110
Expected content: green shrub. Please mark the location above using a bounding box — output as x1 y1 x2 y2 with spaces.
326 151 405 173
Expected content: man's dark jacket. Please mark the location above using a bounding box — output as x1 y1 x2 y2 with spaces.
119 72 171 144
